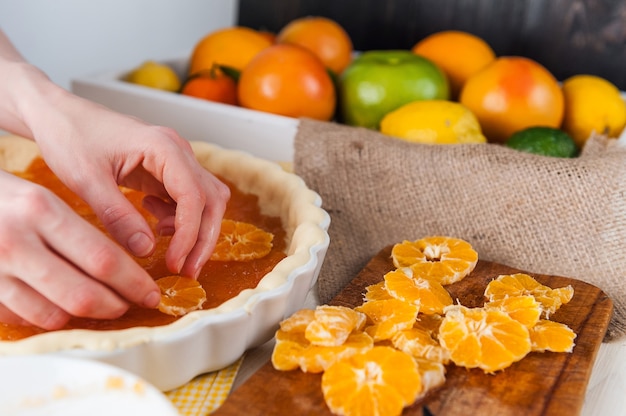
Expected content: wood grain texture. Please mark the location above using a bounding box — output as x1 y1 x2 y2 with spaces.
214 246 613 416
238 0 626 90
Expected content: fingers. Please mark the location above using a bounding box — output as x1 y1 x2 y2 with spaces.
36 201 161 311
0 178 161 329
0 276 71 330
164 170 230 278
82 176 157 258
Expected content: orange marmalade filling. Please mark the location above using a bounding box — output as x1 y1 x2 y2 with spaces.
0 157 287 340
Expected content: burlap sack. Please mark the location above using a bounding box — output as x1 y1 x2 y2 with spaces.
294 118 626 341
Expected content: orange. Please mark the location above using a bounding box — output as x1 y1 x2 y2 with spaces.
237 44 336 120
276 16 353 75
484 273 574 318
188 26 272 75
321 346 422 416
155 275 207 316
272 329 373 373
279 308 316 333
355 299 419 341
391 236 478 285
485 295 541 328
383 269 453 315
414 357 446 399
460 56 564 143
439 305 531 373
209 219 273 262
529 320 576 353
391 327 450 363
363 281 393 302
304 305 366 347
180 67 238 105
412 30 496 99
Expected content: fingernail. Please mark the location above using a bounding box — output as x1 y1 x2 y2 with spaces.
128 232 154 257
143 290 161 308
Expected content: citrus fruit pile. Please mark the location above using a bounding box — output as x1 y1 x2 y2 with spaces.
124 17 626 155
271 236 577 416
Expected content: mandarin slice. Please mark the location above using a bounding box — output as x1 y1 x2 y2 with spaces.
363 281 393 302
414 357 447 399
391 327 450 363
279 308 316 333
321 346 422 416
384 269 453 315
305 305 367 347
209 219 274 261
391 236 478 285
439 305 531 373
484 273 574 318
484 295 542 328
272 329 373 373
156 275 207 317
355 299 419 341
529 320 577 353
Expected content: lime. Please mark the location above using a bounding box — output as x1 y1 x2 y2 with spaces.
505 127 578 158
125 60 181 92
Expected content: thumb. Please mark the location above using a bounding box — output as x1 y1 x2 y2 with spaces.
85 180 155 257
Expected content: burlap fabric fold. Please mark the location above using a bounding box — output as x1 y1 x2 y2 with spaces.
294 118 626 341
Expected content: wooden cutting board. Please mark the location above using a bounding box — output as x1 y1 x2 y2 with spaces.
214 246 613 416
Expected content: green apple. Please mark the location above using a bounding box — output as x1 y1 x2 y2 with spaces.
339 50 449 129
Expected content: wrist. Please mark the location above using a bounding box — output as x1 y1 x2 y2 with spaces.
0 60 68 139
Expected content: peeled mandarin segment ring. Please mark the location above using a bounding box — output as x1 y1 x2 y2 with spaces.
156 275 207 317
391 236 478 285
210 219 274 262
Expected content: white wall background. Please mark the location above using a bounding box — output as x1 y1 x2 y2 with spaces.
0 0 238 90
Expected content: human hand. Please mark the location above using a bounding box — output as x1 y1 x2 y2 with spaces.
28 92 230 279
0 32 230 328
0 171 165 329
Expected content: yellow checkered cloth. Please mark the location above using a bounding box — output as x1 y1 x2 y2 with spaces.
166 356 244 415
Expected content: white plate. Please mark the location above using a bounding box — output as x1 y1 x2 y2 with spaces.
0 355 179 416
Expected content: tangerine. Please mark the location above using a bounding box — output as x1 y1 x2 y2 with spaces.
210 219 273 262
484 273 574 318
276 16 353 75
321 346 422 416
180 67 237 105
529 320 576 353
384 269 453 315
272 329 373 373
439 305 531 373
412 30 496 99
304 305 366 347
155 275 207 317
355 298 419 341
460 56 564 143
188 26 272 75
484 295 541 328
391 236 478 285
237 44 336 120
391 327 450 363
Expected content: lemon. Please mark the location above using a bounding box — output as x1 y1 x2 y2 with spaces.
125 60 181 92
561 75 626 147
506 127 578 158
379 100 487 144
